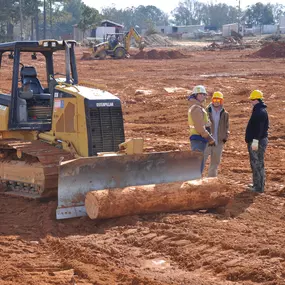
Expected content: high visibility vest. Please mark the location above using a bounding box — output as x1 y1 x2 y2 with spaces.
188 105 209 136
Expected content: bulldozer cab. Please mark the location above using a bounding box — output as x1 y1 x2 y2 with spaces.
0 40 77 131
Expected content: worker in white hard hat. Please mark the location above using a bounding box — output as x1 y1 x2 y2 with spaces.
245 90 269 193
188 85 215 173
204 91 230 177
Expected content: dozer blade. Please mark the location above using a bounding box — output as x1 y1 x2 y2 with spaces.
56 150 203 219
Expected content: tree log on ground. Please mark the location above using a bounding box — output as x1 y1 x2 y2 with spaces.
85 178 234 220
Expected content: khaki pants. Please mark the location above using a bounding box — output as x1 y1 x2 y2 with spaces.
204 143 224 177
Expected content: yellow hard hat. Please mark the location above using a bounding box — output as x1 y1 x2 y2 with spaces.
249 90 263 100
212 91 224 99
192 85 207 95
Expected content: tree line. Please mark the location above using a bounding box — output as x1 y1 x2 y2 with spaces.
0 0 284 41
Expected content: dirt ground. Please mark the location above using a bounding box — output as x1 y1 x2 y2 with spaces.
1 44 285 285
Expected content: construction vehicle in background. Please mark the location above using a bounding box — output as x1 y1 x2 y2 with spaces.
82 27 145 60
0 40 202 220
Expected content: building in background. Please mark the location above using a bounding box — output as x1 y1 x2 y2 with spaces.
142 25 205 39
280 15 285 34
73 20 124 42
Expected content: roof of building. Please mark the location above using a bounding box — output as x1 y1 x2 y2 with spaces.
101 20 124 28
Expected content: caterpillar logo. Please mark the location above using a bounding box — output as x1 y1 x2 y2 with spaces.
96 102 114 107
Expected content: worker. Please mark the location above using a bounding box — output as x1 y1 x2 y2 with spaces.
109 35 119 49
188 85 215 173
245 90 269 193
204 91 230 177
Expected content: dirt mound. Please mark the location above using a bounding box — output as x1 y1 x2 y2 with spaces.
133 49 186 60
144 34 175 47
251 42 285 58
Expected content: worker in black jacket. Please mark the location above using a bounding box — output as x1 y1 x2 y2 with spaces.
245 90 269 193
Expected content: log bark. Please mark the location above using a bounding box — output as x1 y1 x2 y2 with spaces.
85 178 233 220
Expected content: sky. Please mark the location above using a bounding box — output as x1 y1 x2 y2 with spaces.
83 0 283 14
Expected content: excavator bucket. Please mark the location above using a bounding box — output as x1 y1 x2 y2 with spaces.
56 150 203 219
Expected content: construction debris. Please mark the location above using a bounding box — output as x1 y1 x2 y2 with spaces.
260 34 285 43
133 49 187 59
203 38 254 51
164 87 188 93
135 89 152 95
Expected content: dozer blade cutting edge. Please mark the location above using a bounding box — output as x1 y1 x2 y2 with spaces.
56 150 203 219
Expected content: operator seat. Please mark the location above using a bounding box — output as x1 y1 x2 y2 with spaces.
109 36 119 49
20 66 44 94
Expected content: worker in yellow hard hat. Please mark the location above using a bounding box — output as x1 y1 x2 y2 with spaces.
245 90 269 193
188 85 215 173
204 91 230 177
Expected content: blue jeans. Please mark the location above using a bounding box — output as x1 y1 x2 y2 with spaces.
190 139 208 174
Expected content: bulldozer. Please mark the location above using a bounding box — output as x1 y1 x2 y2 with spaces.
0 40 202 219
82 27 145 60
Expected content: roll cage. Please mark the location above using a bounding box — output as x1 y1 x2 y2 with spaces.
0 40 78 130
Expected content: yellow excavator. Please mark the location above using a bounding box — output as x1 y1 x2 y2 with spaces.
82 27 145 60
0 40 202 219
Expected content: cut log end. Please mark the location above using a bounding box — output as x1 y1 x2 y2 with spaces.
85 193 99 219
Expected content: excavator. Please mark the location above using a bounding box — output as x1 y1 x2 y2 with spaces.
82 27 145 60
0 40 202 219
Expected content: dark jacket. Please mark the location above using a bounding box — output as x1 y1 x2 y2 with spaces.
245 101 269 143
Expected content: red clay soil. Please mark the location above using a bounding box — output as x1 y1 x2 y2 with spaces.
250 42 285 58
1 46 285 284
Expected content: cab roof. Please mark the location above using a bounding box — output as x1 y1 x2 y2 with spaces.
0 40 77 53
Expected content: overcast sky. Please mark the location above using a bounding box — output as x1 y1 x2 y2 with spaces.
83 0 282 14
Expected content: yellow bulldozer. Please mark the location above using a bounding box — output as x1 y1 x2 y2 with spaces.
0 40 202 219
82 27 145 60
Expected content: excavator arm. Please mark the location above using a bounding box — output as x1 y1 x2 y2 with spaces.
124 27 145 51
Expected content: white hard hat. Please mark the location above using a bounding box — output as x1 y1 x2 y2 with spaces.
192 85 207 95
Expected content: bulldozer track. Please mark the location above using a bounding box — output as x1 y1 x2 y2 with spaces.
0 180 42 198
0 139 74 198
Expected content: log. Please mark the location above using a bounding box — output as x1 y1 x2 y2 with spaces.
85 178 233 220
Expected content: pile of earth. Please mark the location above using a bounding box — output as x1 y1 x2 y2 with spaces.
143 34 175 47
133 49 187 60
250 42 285 58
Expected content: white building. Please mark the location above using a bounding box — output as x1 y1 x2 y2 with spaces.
222 23 244 37
280 15 285 34
143 25 205 39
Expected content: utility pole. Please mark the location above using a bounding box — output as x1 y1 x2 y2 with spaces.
19 0 24 40
237 0 241 34
49 0 53 38
43 0 46 39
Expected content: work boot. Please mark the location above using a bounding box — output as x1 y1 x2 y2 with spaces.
246 184 254 190
246 185 263 193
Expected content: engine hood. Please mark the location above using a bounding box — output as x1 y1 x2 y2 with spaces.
60 84 120 101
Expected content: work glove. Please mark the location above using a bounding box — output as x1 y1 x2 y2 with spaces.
209 141 216 147
251 139 259 151
208 137 216 147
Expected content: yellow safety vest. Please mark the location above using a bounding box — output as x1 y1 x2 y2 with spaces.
188 105 209 136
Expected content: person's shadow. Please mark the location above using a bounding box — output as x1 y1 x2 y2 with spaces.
214 190 257 218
